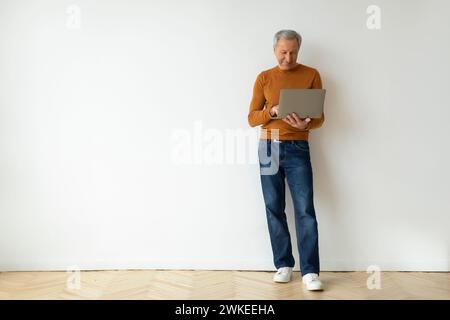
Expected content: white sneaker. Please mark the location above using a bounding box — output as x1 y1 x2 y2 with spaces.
273 267 293 283
302 273 323 291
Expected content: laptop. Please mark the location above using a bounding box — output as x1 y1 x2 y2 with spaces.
275 89 326 119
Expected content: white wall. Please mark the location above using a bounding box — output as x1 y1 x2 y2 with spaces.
0 0 449 272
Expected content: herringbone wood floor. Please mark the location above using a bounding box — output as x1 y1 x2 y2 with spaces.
0 270 448 300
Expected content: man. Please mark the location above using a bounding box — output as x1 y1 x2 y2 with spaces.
248 30 324 291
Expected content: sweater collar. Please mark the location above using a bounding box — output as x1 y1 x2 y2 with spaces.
276 63 301 73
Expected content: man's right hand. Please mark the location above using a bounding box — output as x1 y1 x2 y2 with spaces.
269 105 279 118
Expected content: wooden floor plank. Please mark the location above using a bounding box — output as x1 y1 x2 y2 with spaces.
0 271 448 300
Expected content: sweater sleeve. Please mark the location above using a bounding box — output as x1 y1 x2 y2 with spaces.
248 72 273 127
306 69 325 130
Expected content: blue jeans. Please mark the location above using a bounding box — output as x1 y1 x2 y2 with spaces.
258 139 320 276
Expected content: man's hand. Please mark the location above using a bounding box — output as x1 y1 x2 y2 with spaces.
283 112 311 130
269 105 279 117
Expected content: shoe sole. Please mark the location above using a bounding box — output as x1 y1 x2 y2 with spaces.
273 275 292 283
305 285 324 291
273 279 291 283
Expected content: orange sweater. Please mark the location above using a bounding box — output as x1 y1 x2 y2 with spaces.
248 63 325 140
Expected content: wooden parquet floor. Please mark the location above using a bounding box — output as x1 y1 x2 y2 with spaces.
0 270 448 300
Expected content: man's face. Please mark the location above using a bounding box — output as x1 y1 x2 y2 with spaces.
274 38 299 70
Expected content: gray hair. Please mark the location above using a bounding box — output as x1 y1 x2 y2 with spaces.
273 30 302 49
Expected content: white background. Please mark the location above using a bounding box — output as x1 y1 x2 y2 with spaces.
0 0 449 271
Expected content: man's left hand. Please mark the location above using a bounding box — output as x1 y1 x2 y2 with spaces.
282 112 311 130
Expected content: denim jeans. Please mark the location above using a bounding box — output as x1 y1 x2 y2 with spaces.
258 139 320 276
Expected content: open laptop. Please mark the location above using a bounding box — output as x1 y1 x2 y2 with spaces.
275 89 326 119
